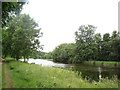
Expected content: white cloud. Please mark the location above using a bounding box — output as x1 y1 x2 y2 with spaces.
21 0 119 52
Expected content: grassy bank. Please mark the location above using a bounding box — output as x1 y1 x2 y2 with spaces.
4 58 119 88
84 61 120 68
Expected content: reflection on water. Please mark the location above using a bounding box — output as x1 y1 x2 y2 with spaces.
98 67 102 79
19 59 119 81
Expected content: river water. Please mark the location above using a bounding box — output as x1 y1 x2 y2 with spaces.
20 59 119 81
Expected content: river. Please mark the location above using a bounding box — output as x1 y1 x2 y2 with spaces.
20 59 119 81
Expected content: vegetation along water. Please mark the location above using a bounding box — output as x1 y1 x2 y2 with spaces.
1 2 120 88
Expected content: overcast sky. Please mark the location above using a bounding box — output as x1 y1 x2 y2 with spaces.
21 0 119 52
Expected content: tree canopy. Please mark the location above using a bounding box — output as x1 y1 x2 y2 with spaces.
2 14 42 61
52 25 120 63
2 2 26 27
52 43 76 63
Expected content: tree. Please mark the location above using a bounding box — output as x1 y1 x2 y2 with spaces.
103 33 110 42
43 52 53 59
53 43 76 63
30 50 45 59
75 25 96 61
100 33 111 60
2 14 42 61
93 33 102 60
2 2 26 27
111 31 118 39
110 31 120 61
1 2 26 58
111 38 120 61
100 31 120 61
2 28 12 58
52 29 119 63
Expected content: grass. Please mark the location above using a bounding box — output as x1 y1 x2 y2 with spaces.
4 58 119 88
84 60 120 68
84 60 120 64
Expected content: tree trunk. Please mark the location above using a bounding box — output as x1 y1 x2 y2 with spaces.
16 53 20 61
24 56 26 62
16 56 19 61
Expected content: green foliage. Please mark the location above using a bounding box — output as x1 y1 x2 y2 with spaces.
30 50 46 59
101 31 120 61
93 33 102 60
2 2 26 27
75 25 96 43
2 14 42 60
74 25 120 62
5 60 118 88
110 38 120 60
44 52 53 59
29 50 54 59
75 25 96 61
52 24 120 63
53 43 76 63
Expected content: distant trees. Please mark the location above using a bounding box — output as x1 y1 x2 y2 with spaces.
75 25 119 62
44 52 53 59
30 51 53 59
111 38 120 60
30 50 46 59
53 25 120 63
93 33 102 60
2 14 42 61
52 43 76 63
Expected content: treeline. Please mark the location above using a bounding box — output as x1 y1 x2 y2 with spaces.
30 51 53 59
1 2 120 63
51 25 120 63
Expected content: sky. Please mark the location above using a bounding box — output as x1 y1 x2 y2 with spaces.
21 0 119 52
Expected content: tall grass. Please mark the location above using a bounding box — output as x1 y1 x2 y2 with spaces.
6 60 118 88
84 60 120 68
84 60 119 64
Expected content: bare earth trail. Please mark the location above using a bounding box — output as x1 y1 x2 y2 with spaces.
4 63 12 88
0 61 2 89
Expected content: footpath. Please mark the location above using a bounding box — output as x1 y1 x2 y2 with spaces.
3 61 12 88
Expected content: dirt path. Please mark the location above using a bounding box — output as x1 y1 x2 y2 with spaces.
0 60 2 64
4 63 12 88
0 61 2 89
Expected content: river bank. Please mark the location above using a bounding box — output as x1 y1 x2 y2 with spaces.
2 58 118 88
83 61 120 68
51 59 120 68
49 59 120 65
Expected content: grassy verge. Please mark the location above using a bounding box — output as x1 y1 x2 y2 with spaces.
84 60 119 64
6 59 118 88
84 61 120 68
